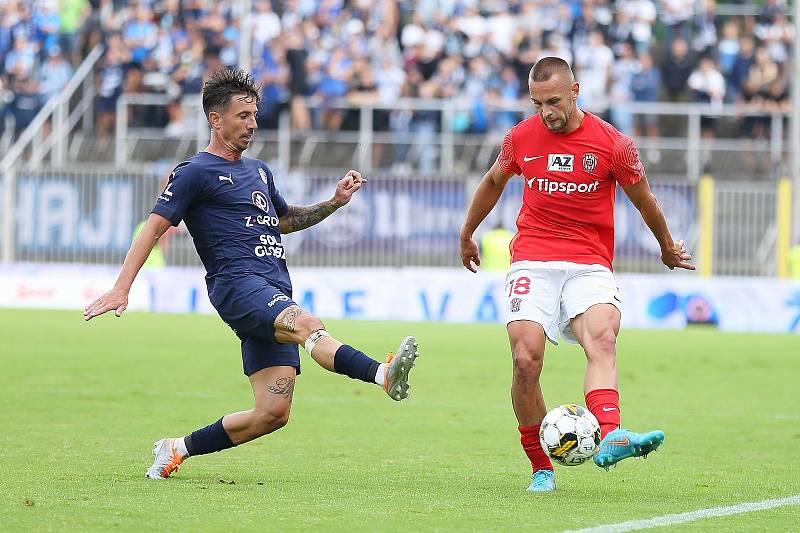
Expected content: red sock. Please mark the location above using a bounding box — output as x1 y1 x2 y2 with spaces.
519 424 553 472
585 388 621 439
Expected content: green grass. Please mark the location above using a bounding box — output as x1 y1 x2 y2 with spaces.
1 309 799 532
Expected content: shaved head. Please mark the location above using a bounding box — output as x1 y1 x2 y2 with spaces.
528 57 583 133
529 57 575 83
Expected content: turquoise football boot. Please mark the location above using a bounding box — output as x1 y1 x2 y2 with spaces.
527 469 556 492
593 428 665 470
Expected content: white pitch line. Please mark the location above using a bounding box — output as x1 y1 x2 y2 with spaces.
562 494 800 533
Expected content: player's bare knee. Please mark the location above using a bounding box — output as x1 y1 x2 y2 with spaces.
274 305 325 344
294 312 325 340
586 328 617 363
251 405 291 435
511 342 544 377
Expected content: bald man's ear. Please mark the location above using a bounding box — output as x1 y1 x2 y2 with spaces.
572 81 580 101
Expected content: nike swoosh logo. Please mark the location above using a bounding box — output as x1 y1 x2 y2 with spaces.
523 155 543 162
607 437 629 446
602 407 618 412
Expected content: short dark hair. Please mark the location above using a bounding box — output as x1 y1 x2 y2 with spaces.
202 68 261 118
529 57 574 83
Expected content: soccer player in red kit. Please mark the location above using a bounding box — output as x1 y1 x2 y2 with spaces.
460 57 695 492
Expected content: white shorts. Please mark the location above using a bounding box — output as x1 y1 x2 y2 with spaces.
504 261 622 344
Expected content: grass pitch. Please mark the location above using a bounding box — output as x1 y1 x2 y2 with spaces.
2 309 799 532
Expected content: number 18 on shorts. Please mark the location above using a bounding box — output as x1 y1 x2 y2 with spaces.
504 261 622 344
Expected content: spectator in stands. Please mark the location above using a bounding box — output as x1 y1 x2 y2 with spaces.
4 34 36 81
631 51 662 157
284 28 310 130
254 43 289 130
0 0 791 171
164 98 188 139
717 20 740 101
687 56 726 138
10 76 41 137
663 37 693 101
618 0 657 55
250 0 281 58
692 0 719 57
315 46 353 130
609 42 639 135
58 0 90 61
488 64 521 132
123 6 157 64
34 0 61 59
38 45 73 102
729 36 755 102
574 31 613 119
660 0 694 47
171 31 205 94
95 32 130 139
411 79 439 172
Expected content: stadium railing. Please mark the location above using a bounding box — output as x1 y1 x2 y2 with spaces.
107 93 791 184
0 45 104 265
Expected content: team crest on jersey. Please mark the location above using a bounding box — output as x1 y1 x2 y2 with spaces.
582 153 598 172
510 298 522 313
547 154 574 172
258 167 269 185
252 191 269 212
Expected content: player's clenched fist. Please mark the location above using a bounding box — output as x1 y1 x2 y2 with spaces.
460 236 481 273
332 169 368 207
661 239 695 271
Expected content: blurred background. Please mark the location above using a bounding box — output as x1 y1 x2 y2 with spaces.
0 0 798 333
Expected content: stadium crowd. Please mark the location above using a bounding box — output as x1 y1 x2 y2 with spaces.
0 0 794 144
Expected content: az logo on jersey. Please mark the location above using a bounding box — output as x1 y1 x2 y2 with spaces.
547 154 574 172
258 167 269 185
252 191 270 213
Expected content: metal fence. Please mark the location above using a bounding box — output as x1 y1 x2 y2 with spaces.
0 168 787 276
103 94 793 184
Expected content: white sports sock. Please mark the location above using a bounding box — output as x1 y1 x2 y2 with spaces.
176 436 189 457
374 363 387 386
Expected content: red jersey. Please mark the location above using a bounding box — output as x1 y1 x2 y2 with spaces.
496 112 644 270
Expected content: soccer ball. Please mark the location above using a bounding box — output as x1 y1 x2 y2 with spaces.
539 404 601 466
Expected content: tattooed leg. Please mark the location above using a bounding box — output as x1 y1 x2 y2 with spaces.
273 305 342 370
267 377 295 399
220 366 297 445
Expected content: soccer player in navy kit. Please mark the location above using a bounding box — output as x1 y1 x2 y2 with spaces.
84 69 419 480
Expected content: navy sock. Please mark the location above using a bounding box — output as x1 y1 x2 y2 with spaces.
184 417 234 457
333 344 380 384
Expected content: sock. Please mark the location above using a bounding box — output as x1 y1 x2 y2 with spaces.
333 344 381 384
585 388 621 439
184 417 235 457
374 363 387 386
519 424 553 472
176 437 189 457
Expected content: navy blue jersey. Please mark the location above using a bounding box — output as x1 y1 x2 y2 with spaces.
151 151 291 292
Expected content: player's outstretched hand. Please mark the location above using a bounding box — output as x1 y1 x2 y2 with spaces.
460 237 481 273
661 239 695 271
332 169 368 208
84 287 129 321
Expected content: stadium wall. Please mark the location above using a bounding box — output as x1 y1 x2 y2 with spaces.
2 265 799 334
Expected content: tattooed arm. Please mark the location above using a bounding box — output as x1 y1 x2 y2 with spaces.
279 202 338 233
279 169 367 234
